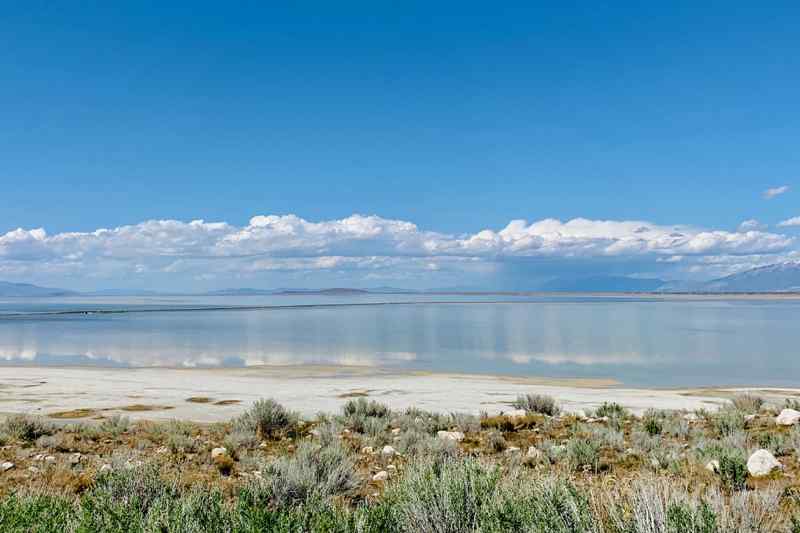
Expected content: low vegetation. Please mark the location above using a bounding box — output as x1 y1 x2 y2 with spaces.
1 393 800 532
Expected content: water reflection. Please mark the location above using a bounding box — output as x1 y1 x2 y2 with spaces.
1 296 799 387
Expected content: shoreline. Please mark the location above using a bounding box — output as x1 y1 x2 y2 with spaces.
3 364 798 422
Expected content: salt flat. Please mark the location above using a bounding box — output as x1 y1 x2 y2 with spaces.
2 365 795 422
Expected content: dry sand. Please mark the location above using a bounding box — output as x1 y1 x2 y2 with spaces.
1 365 797 422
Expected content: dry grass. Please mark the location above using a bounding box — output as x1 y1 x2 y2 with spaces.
48 409 96 419
212 399 241 406
185 397 214 404
2 397 800 530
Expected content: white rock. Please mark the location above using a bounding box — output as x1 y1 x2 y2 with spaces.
526 446 542 460
44 455 56 463
33 453 46 461
69 453 82 465
211 447 228 459
391 428 401 435
505 446 521 454
361 446 375 454
1 462 14 472
705 460 720 473
504 409 528 418
381 445 397 457
437 431 465 442
776 408 800 426
747 449 781 477
372 470 389 481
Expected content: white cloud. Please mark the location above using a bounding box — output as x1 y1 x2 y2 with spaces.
738 219 766 232
0 214 795 285
763 185 790 199
778 216 800 228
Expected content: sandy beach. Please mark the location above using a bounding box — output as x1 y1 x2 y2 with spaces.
2 365 797 422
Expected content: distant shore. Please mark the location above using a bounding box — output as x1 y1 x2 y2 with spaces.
2 365 798 423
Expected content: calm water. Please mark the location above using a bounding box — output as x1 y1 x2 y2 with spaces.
1 295 798 387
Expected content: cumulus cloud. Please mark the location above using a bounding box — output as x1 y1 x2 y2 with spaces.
738 219 766 232
763 185 789 199
0 214 795 286
778 216 800 228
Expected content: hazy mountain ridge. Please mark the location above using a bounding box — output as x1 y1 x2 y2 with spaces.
0 281 77 297
700 261 800 292
4 263 800 296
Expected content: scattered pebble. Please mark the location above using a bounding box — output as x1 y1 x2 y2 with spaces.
372 470 389 481
1 462 14 473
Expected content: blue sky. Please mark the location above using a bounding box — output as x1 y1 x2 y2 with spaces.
1 2 799 290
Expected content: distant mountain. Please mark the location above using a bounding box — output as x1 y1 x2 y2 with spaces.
205 288 281 296
0 281 76 297
700 262 800 292
540 276 666 292
275 288 371 296
365 286 419 294
85 289 167 296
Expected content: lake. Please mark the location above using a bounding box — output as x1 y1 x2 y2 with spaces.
1 294 798 387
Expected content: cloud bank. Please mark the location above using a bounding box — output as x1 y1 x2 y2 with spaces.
1 214 796 288
778 216 800 228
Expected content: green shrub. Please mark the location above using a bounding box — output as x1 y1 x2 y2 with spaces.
448 412 480 433
486 431 507 452
731 393 764 413
0 414 53 442
666 502 717 533
385 457 501 532
99 415 130 437
643 411 664 436
342 398 390 419
261 440 358 506
0 494 78 533
234 398 297 440
513 394 560 416
79 463 175 532
395 429 458 458
718 453 748 491
566 438 600 472
143 489 232 533
712 407 745 437
595 402 627 419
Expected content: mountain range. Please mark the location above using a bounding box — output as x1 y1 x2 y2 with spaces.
0 281 77 297
3 262 800 296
